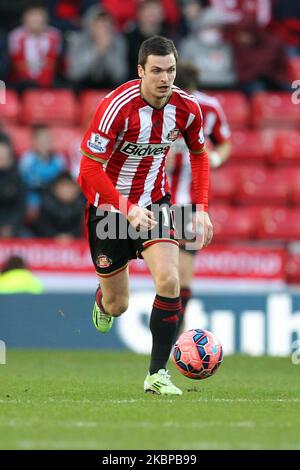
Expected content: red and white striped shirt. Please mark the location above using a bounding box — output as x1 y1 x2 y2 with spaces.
80 79 205 208
169 91 230 205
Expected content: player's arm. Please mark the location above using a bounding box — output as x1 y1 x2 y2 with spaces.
79 156 156 231
209 102 232 168
209 140 232 168
184 104 213 248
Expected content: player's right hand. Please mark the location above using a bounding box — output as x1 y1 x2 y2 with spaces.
127 205 157 231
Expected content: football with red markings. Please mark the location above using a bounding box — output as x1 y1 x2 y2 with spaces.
173 329 223 379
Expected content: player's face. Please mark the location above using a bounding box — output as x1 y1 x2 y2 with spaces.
138 54 176 105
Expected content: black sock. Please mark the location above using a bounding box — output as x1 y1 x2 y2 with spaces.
177 287 192 333
149 294 181 375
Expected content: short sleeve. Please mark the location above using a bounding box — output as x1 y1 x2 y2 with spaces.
183 102 206 154
80 96 124 162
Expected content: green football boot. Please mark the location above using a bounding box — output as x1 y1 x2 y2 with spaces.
93 289 114 334
144 369 182 395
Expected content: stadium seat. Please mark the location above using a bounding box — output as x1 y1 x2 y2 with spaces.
80 90 111 125
4 125 32 156
209 204 254 241
230 130 268 163
209 166 237 202
271 131 300 166
22 89 77 125
286 252 300 284
211 91 250 128
252 92 300 128
0 89 20 123
50 126 82 156
237 167 290 205
256 207 300 241
289 57 300 82
280 167 300 206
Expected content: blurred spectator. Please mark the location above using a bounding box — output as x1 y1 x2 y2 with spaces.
19 125 66 214
0 133 26 238
179 7 236 88
99 0 180 32
0 255 44 293
66 8 128 89
8 2 62 90
179 0 204 36
209 0 272 28
228 20 290 96
125 0 167 79
272 0 300 57
33 172 85 239
45 0 90 32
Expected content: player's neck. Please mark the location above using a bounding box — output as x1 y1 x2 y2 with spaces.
140 83 171 110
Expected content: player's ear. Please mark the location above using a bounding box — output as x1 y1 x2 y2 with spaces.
137 64 144 79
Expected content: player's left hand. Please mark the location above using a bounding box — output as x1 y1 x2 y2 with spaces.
192 211 213 248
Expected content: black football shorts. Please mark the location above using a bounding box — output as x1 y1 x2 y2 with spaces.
86 193 178 278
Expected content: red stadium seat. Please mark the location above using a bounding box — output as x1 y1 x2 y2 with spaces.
22 89 77 125
80 90 111 125
257 207 300 241
230 130 268 163
4 125 32 156
289 57 300 82
209 166 237 202
252 92 300 128
209 91 250 128
271 130 300 166
237 167 290 205
286 253 300 284
209 204 254 241
50 126 82 156
0 89 20 123
280 167 300 206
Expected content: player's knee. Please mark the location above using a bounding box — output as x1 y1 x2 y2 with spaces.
156 272 180 297
105 296 128 317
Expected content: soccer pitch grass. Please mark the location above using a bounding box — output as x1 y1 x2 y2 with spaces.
0 351 299 450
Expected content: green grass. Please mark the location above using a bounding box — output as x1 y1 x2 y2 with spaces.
0 351 300 450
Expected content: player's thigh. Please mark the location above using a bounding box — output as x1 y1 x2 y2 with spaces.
99 265 130 306
142 242 180 295
179 248 196 287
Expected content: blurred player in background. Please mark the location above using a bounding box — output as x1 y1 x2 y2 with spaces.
167 62 231 334
78 36 212 396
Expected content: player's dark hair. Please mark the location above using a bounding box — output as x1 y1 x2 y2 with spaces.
138 36 178 68
23 1 47 15
1 256 27 274
175 62 199 91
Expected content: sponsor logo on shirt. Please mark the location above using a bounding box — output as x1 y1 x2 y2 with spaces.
87 133 109 153
120 141 170 157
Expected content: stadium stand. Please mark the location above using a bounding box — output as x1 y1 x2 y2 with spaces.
209 91 250 129
252 92 300 127
22 90 78 125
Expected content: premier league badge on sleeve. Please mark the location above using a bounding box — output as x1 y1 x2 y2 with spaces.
88 133 109 153
167 128 180 142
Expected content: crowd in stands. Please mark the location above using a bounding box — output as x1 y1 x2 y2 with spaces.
0 0 299 254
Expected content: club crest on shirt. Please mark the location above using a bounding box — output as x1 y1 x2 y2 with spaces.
87 133 109 153
96 254 113 268
167 128 180 142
